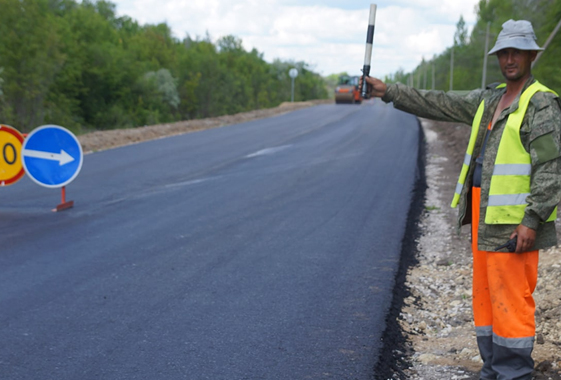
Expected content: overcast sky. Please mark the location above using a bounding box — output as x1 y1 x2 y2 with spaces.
111 0 481 78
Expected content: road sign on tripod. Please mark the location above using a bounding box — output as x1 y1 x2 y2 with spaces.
21 125 83 188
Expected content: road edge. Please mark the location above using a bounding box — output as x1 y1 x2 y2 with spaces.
373 117 427 379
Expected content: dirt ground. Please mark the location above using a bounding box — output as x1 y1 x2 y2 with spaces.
77 101 561 380
77 100 331 153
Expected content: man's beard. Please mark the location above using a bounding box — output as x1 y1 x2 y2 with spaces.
502 65 525 81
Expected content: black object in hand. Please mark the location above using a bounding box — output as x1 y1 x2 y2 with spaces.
494 236 518 252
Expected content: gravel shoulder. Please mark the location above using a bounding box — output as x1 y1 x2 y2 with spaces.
77 102 561 380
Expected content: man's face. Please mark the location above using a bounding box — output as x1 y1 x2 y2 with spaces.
496 48 537 81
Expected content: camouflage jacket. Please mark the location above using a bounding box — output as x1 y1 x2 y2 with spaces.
382 77 561 251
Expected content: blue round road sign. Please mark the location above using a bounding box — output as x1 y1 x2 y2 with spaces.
21 125 83 188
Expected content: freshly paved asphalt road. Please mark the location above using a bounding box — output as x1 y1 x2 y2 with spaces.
0 101 421 380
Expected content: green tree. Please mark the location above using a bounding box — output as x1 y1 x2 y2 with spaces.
0 0 64 131
0 0 328 132
455 16 469 47
217 35 244 53
134 68 179 125
0 68 4 97
531 1 561 94
386 0 561 93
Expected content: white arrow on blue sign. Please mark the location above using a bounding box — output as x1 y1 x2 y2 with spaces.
21 125 83 188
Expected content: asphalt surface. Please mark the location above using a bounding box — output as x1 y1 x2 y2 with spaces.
0 101 421 380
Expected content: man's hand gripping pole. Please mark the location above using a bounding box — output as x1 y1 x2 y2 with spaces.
360 4 377 99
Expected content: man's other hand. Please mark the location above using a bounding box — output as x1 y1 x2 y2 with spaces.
511 224 537 253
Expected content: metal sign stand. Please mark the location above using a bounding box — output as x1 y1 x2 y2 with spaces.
53 186 74 212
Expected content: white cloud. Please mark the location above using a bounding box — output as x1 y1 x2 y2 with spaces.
112 0 481 77
395 0 478 22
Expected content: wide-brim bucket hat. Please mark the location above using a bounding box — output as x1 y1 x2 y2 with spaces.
488 19 543 55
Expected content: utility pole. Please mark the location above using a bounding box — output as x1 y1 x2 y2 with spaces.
432 63 435 90
423 62 427 89
533 17 561 68
449 46 454 91
482 22 490 89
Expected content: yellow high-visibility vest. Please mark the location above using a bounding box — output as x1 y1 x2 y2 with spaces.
451 81 557 224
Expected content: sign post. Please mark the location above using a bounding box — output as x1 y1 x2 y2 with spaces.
0 125 25 186
288 68 298 102
21 125 83 211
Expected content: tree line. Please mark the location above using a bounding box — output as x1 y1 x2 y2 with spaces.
385 0 561 94
0 0 328 133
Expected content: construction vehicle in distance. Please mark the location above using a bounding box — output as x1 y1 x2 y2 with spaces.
334 75 362 104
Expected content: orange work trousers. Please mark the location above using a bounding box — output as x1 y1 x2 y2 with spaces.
471 187 538 380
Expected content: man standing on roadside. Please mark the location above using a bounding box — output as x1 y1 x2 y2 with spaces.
363 20 561 380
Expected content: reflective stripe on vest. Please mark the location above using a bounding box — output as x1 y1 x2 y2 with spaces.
451 81 558 225
450 101 486 207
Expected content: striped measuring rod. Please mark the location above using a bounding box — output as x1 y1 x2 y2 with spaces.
360 4 377 99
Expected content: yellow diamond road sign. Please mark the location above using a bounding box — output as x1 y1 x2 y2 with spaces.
0 125 25 186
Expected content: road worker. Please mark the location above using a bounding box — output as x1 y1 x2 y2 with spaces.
363 20 561 380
